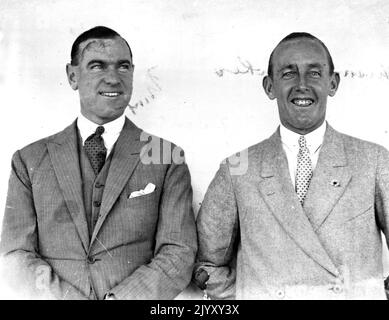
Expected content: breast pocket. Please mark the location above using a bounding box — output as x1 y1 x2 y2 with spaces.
344 205 374 225
125 191 158 208
121 190 160 238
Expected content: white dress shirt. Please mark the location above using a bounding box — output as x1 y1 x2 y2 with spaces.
280 121 327 186
77 113 126 158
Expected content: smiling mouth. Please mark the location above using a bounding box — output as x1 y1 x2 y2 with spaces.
291 98 314 107
99 92 122 97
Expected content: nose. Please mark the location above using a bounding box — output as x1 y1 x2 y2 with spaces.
104 69 120 85
296 74 309 92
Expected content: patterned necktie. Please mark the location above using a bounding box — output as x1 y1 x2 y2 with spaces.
84 126 107 175
295 135 312 205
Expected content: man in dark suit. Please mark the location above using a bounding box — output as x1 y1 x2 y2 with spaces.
0 26 197 300
194 32 389 299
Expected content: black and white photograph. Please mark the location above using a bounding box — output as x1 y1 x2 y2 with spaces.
0 0 388 303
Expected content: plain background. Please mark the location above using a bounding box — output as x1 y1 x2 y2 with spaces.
0 0 388 299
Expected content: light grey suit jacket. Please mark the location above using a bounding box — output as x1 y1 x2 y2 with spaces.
196 124 389 299
0 118 197 299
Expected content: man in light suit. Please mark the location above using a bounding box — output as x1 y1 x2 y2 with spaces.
0 26 197 300
194 32 389 299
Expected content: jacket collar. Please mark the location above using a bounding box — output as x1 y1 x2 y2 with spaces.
47 117 147 252
257 125 344 276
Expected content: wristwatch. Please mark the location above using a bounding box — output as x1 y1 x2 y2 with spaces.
103 292 117 300
193 268 211 299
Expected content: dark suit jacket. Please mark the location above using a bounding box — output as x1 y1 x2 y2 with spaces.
196 124 389 299
0 118 197 299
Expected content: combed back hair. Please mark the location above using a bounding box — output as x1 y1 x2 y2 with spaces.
267 32 334 79
70 26 133 66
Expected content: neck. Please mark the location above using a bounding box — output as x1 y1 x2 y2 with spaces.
80 111 122 126
282 121 325 135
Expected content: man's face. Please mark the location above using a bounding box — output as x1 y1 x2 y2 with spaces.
263 38 339 135
66 36 134 124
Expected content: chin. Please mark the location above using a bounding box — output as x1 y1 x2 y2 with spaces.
97 111 122 122
299 123 321 133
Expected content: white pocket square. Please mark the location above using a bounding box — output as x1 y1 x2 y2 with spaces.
129 183 156 199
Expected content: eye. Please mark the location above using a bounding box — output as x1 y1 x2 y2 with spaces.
310 71 321 78
281 71 295 79
118 64 131 72
90 64 103 71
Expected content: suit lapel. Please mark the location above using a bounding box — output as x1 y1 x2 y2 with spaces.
303 124 352 231
90 118 146 246
258 128 339 276
47 120 89 253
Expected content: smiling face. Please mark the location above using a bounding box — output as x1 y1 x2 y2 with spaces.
66 36 134 124
263 37 340 135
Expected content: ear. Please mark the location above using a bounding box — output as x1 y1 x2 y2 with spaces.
130 64 135 80
328 72 340 97
262 75 276 100
66 63 79 90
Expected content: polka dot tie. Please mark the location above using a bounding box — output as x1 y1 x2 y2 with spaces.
295 135 312 205
84 126 107 175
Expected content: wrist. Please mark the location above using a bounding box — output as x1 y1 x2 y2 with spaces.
104 292 117 300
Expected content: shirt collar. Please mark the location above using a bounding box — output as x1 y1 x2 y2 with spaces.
77 113 126 145
280 120 327 153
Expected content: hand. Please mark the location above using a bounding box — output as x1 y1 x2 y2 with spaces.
104 292 117 300
35 265 56 299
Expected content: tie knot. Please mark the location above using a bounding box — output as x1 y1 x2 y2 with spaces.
95 126 105 137
298 135 307 148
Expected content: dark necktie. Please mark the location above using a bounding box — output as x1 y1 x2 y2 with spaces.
84 126 107 175
295 135 313 205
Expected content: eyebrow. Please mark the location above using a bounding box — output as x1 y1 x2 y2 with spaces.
86 59 105 67
276 64 296 74
86 59 133 67
277 63 324 73
307 63 323 69
117 59 133 65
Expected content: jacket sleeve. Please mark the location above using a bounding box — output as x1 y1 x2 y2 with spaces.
109 157 197 299
375 145 389 249
195 162 239 300
0 151 88 300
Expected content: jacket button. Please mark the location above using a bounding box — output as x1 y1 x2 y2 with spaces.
87 256 96 264
332 284 343 294
275 289 285 299
93 201 101 207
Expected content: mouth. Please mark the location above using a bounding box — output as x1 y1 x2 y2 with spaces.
99 91 122 98
291 98 314 107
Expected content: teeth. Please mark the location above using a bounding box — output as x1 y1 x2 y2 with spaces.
293 99 313 106
100 92 120 97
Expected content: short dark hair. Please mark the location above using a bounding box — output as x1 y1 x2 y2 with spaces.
70 26 133 66
267 32 334 79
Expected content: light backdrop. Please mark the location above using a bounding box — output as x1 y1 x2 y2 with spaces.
0 0 388 299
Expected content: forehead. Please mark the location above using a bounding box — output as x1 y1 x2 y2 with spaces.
78 37 132 63
272 38 329 70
